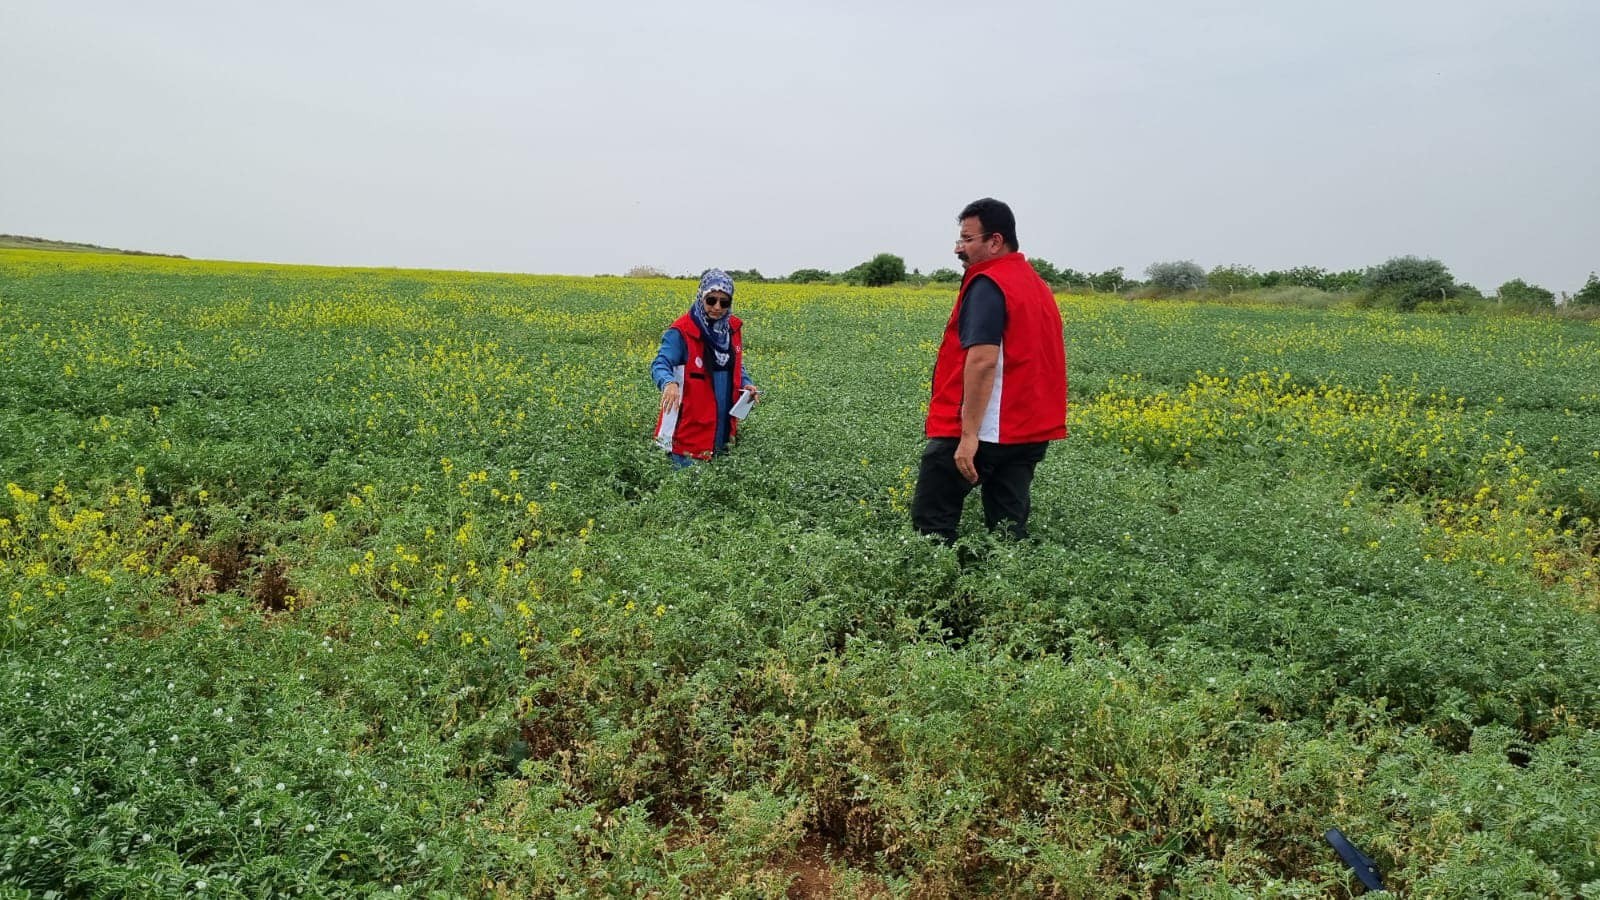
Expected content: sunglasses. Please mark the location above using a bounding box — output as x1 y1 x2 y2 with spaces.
703 295 732 308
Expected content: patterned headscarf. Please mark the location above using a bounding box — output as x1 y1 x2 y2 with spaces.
689 269 735 362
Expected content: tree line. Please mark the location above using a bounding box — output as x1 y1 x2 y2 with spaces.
625 255 1600 311
1134 257 1599 311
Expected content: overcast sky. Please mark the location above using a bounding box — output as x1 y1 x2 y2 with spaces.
4 1 1597 291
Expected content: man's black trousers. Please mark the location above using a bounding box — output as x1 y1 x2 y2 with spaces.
910 438 1049 543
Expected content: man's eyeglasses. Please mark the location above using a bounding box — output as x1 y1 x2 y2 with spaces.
956 232 993 245
703 295 732 308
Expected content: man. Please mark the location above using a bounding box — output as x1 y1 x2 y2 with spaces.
910 198 1068 543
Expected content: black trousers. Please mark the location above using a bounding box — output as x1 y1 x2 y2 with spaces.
910 438 1049 543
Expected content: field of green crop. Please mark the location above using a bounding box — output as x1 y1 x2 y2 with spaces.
2 249 1598 897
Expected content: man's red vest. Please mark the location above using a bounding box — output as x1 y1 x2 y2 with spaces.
926 252 1067 443
654 314 743 458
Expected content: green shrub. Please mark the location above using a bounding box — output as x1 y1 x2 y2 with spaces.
1362 256 1459 311
1145 260 1208 293
1496 278 1554 309
1208 264 1262 294
786 268 831 284
1090 267 1128 293
1571 272 1600 308
856 253 907 288
1028 257 1060 284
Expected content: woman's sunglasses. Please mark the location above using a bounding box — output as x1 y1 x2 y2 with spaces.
703 295 732 308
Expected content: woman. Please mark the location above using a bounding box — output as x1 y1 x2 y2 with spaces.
651 269 760 465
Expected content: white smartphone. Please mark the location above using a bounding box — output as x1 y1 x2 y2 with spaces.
729 389 757 420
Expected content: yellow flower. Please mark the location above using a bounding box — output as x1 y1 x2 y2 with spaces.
570 567 583 583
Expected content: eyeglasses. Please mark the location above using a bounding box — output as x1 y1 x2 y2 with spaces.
956 232 993 245
703 295 731 308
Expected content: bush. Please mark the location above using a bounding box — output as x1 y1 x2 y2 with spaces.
1208 264 1262 294
1145 260 1208 293
856 253 907 288
1571 273 1600 308
1090 267 1128 293
1362 256 1459 312
1028 258 1061 284
1496 279 1554 309
1324 269 1364 292
786 268 831 284
928 268 961 283
1259 266 1362 292
1053 268 1092 290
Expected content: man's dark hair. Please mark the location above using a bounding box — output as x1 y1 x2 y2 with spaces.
958 198 1018 251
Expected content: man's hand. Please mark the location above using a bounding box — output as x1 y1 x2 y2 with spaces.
954 435 980 484
956 343 999 484
660 383 681 415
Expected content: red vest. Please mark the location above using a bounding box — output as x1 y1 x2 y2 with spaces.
654 314 743 458
926 252 1067 443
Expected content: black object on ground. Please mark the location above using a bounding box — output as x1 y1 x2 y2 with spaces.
1325 827 1386 891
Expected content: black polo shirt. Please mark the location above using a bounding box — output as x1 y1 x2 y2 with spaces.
958 275 1006 348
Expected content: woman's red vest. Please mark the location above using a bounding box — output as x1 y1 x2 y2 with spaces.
654 314 743 458
926 252 1067 443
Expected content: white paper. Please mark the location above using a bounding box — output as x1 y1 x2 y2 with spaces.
654 404 680 450
729 389 757 420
